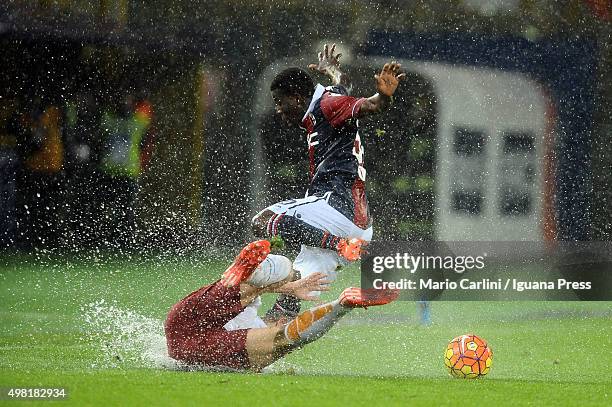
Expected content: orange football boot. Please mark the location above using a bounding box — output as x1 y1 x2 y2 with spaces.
220 240 271 287
336 238 367 261
339 287 400 308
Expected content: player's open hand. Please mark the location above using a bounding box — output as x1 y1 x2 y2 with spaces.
291 272 330 301
375 62 405 97
308 43 342 76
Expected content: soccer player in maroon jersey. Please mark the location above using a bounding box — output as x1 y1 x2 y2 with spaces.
165 240 398 371
251 44 405 320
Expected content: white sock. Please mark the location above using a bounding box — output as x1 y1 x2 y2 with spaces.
247 254 292 288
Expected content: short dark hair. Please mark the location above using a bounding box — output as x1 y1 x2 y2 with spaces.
270 67 314 98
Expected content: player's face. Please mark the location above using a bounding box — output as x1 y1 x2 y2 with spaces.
272 89 304 126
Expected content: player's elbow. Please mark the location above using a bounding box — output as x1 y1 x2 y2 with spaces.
358 99 383 117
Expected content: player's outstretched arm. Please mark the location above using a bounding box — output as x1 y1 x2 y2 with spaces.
273 272 330 301
357 62 405 118
308 43 351 90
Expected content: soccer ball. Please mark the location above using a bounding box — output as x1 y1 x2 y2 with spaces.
444 334 492 379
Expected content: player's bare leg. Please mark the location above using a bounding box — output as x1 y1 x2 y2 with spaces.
245 287 399 370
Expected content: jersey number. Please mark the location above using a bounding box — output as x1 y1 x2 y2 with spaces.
352 132 366 181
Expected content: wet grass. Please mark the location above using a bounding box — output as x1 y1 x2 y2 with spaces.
0 253 610 406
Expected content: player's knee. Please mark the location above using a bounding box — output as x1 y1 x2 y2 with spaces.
251 210 273 237
272 325 292 349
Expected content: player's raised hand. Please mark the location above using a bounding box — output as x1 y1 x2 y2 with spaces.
291 272 330 301
308 43 342 77
375 62 405 97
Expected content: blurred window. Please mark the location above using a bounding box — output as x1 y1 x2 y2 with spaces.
499 131 536 216
450 127 487 216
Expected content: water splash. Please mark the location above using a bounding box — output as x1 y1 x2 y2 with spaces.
80 300 254 372
81 300 178 370
80 300 324 374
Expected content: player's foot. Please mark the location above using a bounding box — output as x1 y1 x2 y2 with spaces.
339 287 400 308
336 238 366 261
220 240 271 287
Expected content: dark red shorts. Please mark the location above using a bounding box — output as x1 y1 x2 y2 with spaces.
165 281 251 370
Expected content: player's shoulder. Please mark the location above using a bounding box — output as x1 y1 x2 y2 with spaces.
324 85 350 97
320 85 352 110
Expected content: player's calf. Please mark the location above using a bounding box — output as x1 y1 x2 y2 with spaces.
252 210 366 261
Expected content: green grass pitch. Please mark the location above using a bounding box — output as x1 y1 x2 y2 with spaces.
0 252 610 406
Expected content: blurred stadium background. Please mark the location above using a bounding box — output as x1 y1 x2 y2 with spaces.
1 3 611 405
0 0 610 252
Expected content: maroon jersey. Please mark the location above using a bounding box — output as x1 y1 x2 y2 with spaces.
165 282 251 369
301 85 370 229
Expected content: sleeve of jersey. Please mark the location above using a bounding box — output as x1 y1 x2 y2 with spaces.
320 94 367 128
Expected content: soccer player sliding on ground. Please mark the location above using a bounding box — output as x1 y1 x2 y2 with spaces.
252 44 405 320
165 240 398 371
